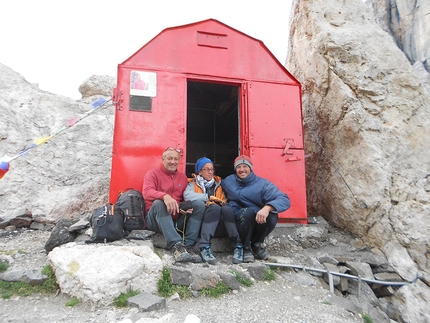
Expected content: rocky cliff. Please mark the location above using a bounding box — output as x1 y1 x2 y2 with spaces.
370 0 430 92
0 65 115 221
287 0 429 276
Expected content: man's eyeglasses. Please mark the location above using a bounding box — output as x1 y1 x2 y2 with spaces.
201 168 215 172
164 147 182 153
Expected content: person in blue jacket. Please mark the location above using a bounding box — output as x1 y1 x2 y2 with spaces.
222 155 291 263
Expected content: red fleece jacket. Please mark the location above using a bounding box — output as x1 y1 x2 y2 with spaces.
142 164 188 219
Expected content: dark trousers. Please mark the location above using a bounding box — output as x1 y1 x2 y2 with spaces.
198 204 242 249
146 199 205 249
234 207 278 249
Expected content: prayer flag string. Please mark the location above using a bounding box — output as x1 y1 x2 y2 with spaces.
0 98 111 179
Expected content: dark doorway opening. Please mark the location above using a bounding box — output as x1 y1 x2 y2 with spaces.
186 81 239 178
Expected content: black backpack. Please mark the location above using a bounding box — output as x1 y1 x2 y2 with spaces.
86 204 125 243
115 188 146 232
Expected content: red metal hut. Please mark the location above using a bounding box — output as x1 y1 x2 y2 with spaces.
109 19 307 224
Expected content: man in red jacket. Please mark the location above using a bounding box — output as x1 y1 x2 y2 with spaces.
143 147 205 263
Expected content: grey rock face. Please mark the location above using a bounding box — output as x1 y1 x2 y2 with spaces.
126 292 167 312
287 1 429 321
288 0 429 272
78 74 116 98
370 0 430 78
0 63 115 222
1 268 47 285
44 219 77 252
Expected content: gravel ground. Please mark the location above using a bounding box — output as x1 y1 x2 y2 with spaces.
0 229 365 323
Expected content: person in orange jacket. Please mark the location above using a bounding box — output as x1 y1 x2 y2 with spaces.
184 157 243 264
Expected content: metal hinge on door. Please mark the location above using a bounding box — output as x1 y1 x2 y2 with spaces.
242 83 249 150
113 88 123 111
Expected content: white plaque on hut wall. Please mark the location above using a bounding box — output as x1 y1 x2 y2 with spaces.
130 71 157 98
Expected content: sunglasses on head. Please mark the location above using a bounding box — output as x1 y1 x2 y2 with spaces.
164 147 182 153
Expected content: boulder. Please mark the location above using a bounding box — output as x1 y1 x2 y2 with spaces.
288 0 430 273
47 242 163 306
44 219 77 252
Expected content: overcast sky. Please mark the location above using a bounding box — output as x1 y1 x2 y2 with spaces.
1 1 292 99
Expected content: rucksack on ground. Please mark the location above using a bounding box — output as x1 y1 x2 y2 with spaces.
86 204 124 243
115 188 146 232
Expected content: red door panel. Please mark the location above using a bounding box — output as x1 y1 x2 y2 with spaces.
242 81 307 223
249 147 307 222
246 82 303 149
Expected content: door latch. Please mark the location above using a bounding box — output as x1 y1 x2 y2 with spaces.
282 138 294 156
283 138 301 162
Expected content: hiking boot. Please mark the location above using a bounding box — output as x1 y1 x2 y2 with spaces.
171 242 192 263
252 242 269 260
232 246 244 264
200 246 217 264
185 245 203 263
243 247 255 263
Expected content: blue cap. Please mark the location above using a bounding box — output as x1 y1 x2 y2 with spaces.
195 157 213 173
